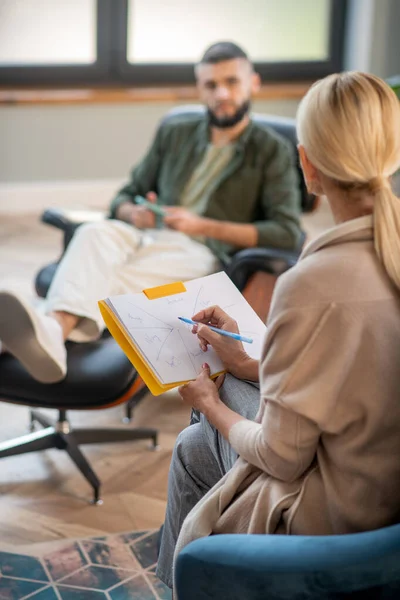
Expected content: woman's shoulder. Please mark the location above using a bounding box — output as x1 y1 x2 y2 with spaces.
273 238 389 311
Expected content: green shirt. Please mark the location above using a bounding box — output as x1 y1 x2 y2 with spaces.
180 143 236 215
110 114 303 262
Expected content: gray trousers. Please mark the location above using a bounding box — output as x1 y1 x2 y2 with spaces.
156 374 260 588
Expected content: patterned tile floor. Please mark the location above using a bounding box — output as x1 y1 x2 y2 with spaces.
0 530 171 600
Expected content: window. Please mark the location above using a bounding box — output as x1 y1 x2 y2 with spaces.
0 0 347 86
0 0 96 65
127 0 330 64
0 0 111 85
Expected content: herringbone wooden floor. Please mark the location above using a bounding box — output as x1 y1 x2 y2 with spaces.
0 215 192 556
0 206 332 556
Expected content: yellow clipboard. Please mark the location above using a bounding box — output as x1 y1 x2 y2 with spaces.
98 280 223 396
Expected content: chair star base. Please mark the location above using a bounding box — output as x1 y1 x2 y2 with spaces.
0 408 158 504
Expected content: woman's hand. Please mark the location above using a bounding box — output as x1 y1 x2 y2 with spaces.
191 306 259 381
178 363 224 418
179 364 245 438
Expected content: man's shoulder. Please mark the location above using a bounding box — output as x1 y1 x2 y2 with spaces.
249 118 294 155
158 112 205 135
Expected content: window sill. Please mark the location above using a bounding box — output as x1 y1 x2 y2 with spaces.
0 82 312 106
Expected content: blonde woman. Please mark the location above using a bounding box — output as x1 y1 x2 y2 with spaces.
156 72 400 590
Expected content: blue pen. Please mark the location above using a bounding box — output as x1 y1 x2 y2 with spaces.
178 316 253 344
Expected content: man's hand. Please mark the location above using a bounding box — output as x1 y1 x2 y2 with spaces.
178 363 224 418
116 192 157 229
192 306 259 382
164 208 258 248
163 207 206 236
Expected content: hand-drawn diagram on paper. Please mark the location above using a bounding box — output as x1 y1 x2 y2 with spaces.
108 272 266 385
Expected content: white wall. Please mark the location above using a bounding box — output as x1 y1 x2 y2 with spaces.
344 0 400 78
0 99 298 184
368 0 400 79
0 98 299 214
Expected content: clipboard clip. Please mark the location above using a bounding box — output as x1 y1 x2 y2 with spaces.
143 281 187 300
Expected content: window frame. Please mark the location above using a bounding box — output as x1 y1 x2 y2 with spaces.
116 0 348 85
0 0 113 86
0 0 348 87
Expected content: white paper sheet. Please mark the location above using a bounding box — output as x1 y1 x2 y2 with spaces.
108 271 267 385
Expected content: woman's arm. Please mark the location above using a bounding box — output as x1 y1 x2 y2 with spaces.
224 300 346 480
227 402 320 481
180 284 347 482
179 364 320 483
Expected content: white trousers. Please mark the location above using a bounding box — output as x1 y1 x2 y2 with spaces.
44 220 220 342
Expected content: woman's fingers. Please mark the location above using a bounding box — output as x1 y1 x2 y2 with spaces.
192 306 235 329
197 323 239 348
197 335 208 352
214 373 226 390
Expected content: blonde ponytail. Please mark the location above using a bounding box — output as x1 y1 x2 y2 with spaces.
297 71 400 289
374 185 400 289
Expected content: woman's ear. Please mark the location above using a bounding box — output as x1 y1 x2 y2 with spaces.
298 145 323 195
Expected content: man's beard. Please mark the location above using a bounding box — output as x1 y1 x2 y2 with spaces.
207 100 251 129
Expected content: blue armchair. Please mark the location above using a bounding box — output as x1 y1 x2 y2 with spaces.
175 526 400 599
